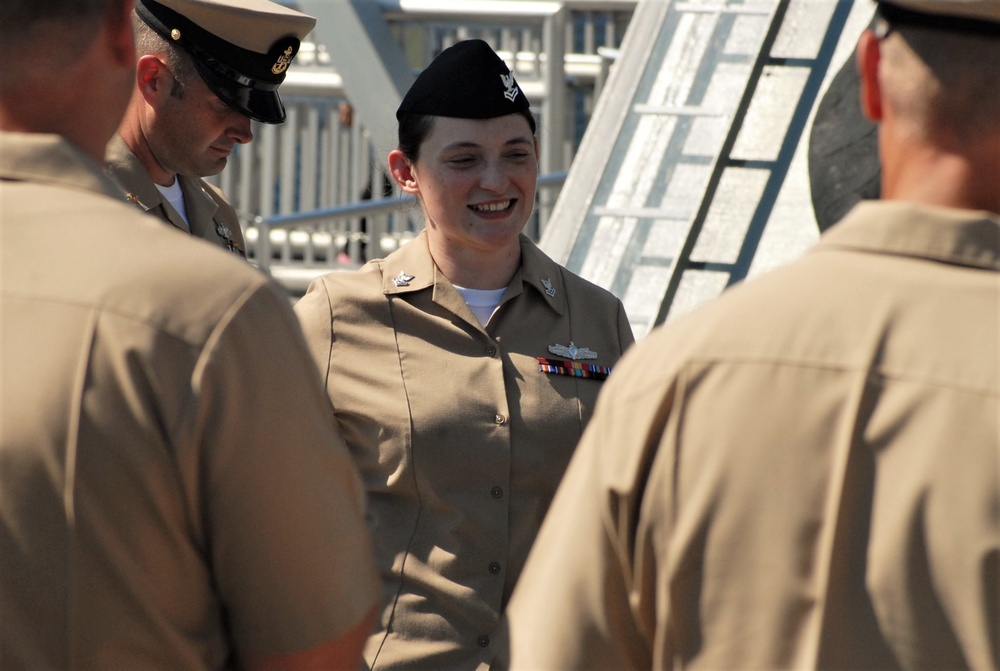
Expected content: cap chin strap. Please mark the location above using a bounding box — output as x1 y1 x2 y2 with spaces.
186 43 282 92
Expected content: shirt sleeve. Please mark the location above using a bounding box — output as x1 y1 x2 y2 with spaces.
190 280 379 657
292 278 336 389
616 298 637 354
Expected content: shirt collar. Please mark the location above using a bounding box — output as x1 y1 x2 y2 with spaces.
516 234 567 316
105 134 221 228
104 133 160 211
380 231 568 315
0 131 125 202
819 200 1000 271
380 229 437 295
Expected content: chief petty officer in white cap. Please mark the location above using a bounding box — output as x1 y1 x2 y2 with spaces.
106 0 315 255
500 0 1000 668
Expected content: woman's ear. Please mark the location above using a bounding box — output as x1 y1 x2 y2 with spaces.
388 149 419 195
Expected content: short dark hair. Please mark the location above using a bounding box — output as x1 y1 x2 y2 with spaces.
397 110 537 163
0 0 122 26
0 0 127 65
132 12 198 90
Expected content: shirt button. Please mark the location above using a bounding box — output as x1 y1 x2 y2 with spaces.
491 486 503 499
489 562 501 574
486 346 497 357
478 635 490 648
495 414 507 425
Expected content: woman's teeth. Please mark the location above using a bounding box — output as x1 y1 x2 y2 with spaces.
472 200 511 212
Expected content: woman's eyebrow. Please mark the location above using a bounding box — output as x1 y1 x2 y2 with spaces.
441 137 533 152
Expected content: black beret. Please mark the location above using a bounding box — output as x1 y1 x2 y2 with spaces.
397 39 530 121
136 0 315 124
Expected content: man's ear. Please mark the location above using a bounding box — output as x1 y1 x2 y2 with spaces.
388 149 419 195
106 0 136 69
857 30 883 122
135 55 170 104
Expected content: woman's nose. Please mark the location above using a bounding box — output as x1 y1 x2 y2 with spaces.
479 161 509 192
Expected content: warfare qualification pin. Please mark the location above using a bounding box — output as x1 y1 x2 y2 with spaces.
548 342 597 361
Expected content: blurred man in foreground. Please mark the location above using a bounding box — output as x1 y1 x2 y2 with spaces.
0 0 378 667
107 0 314 256
502 0 999 668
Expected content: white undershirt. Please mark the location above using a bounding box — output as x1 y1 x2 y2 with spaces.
454 285 506 326
155 179 191 231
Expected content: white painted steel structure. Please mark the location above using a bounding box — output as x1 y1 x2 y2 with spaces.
541 0 875 337
205 0 876 332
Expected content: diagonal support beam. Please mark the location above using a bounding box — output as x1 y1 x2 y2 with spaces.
296 0 415 162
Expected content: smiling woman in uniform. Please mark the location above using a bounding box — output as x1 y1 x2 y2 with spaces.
294 39 634 671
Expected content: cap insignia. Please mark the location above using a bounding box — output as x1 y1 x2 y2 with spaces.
170 28 181 41
500 73 519 102
272 46 294 75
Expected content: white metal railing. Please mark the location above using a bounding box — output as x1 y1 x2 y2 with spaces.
246 171 568 293
207 2 634 280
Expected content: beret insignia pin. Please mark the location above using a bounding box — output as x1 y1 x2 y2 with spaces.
500 73 519 103
272 46 294 75
393 271 415 287
548 341 597 361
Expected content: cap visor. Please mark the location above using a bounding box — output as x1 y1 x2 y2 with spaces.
194 60 286 124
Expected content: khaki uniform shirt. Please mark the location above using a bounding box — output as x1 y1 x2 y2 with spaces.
0 132 379 669
104 134 247 257
503 201 1000 670
295 231 635 670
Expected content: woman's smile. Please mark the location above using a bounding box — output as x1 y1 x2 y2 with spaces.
469 199 516 216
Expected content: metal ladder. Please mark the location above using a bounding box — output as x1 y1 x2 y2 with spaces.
540 0 865 338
